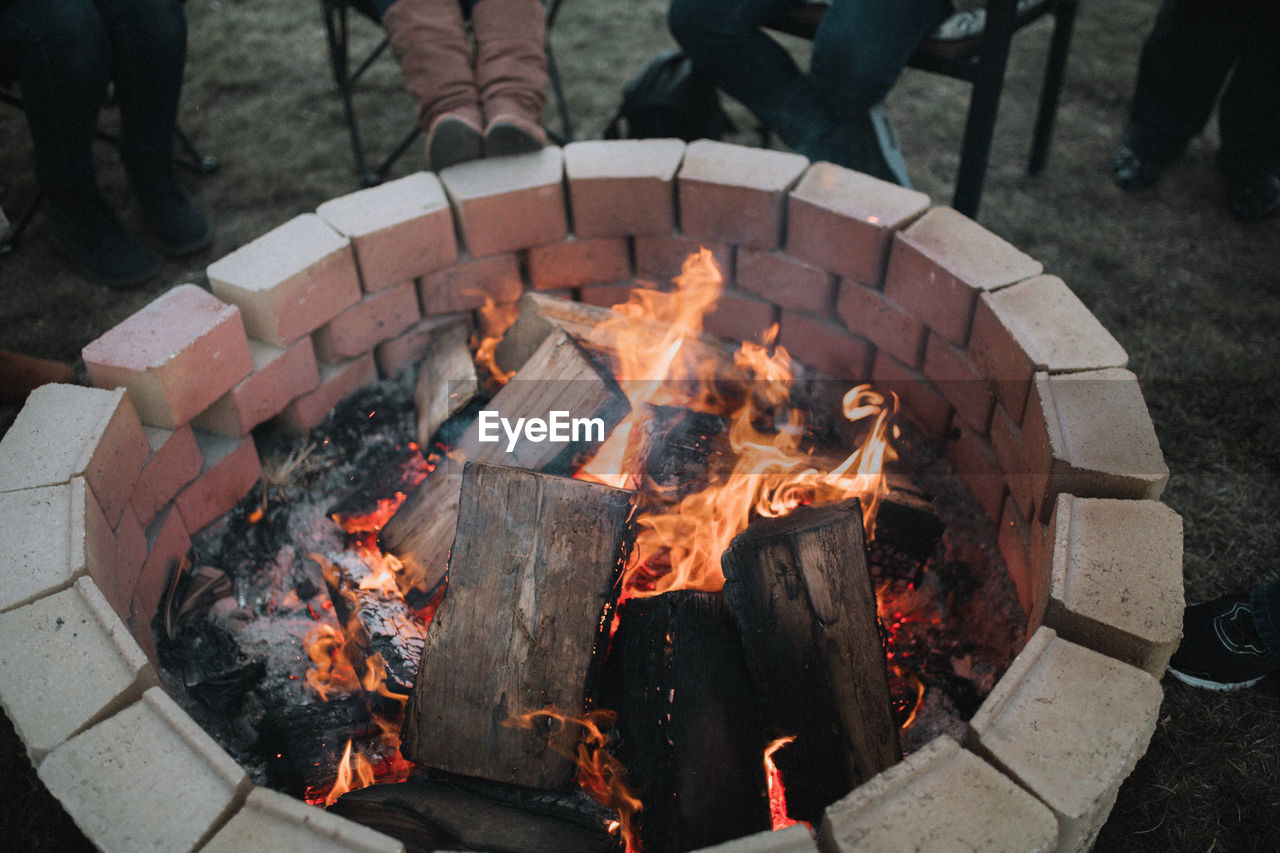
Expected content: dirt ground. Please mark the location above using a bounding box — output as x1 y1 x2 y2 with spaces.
2 0 1279 849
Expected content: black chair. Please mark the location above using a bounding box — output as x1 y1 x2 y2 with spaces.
763 0 1079 219
321 0 575 188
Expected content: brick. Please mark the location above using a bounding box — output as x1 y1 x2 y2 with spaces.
208 213 362 347
0 383 149 528
564 138 685 238
83 285 256 429
173 431 261 534
869 351 952 444
192 338 321 438
945 425 1006 524
989 401 1038 522
130 425 202 527
883 207 1043 345
418 252 523 316
526 236 631 291
376 312 474 379
836 279 926 367
704 289 778 344
313 280 421 363
779 311 872 381
39 687 252 853
820 736 1057 853
634 234 732 287
966 627 1162 852
316 171 457 292
1043 495 1184 676
112 505 147 621
579 282 650 309
999 495 1038 619
0 479 112 615
678 140 808 249
923 331 994 435
694 823 818 852
133 506 191 648
786 161 930 286
735 248 833 314
970 275 1128 423
0 577 155 763
439 147 568 256
203 786 404 853
277 353 379 435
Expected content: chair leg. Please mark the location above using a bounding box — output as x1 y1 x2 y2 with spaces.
951 1 1018 219
323 0 379 185
1028 0 1078 176
545 0 574 144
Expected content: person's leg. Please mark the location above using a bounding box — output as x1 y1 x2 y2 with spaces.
470 0 549 157
1214 3 1280 221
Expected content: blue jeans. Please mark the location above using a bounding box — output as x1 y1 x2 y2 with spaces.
668 0 951 166
1251 579 1280 659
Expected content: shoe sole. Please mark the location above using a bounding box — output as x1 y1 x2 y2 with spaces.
429 118 484 172
484 122 545 159
1165 664 1267 692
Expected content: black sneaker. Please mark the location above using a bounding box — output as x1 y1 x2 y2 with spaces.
1167 595 1276 691
128 163 213 257
46 193 158 289
1109 143 1167 191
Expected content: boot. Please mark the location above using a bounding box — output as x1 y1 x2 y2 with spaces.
127 158 214 257
382 0 484 171
470 0 549 157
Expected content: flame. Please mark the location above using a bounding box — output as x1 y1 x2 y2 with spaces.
324 738 376 806
303 623 362 701
474 296 518 386
763 736 804 831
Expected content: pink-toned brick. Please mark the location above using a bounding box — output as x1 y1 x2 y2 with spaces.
130 425 202 527
735 247 833 314
1044 495 1184 676
133 505 191 643
779 310 872 381
703 288 778 344
989 401 1038 522
999 495 1038 619
836 279 926 367
376 312 474 379
923 331 995 435
418 252 524 316
82 284 255 429
564 139 685 238
0 479 113 615
207 213 362 347
173 431 261 534
313 280 421 363
883 207 1043 346
316 171 458 292
579 282 649 309
0 383 149 527
191 338 321 438
277 353 379 435
634 234 731 287
112 505 147 622
869 351 952 443
678 139 809 249
946 425 1006 524
439 147 568 256
970 275 1128 424
786 161 930 286
966 627 1162 851
526 237 631 290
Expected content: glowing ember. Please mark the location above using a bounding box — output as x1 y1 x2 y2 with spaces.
763 736 804 831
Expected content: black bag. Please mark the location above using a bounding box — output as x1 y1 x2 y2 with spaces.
604 52 735 142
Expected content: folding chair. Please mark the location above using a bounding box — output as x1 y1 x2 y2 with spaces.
764 0 1079 219
320 0 575 188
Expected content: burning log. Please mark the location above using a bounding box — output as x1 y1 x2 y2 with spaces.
329 771 622 853
720 498 901 823
401 462 635 790
259 694 379 796
637 405 728 500
602 590 771 852
379 328 630 593
868 478 945 576
413 314 479 447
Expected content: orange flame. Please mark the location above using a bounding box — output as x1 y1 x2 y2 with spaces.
763 736 803 831
324 738 376 807
474 296 518 386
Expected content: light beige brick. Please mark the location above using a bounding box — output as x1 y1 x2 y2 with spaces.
313 280 421 363
946 425 1006 524
736 248 833 315
693 823 818 852
1043 495 1184 675
83 285 256 429
130 424 202 527
191 338 321 438
0 577 155 763
837 279 926 367
0 383 149 527
786 161 930 286
870 350 952 443
564 138 685 238
418 252 524 316
439 147 568 256
527 236 631 290
966 627 1162 852
779 310 872 381
678 139 808 249
208 213 362 347
634 234 732 287
375 312 474 379
316 171 458 292
704 289 777 344
203 786 404 853
883 207 1043 345
172 431 261 534
0 478 112 615
277 353 379 434
39 687 251 853
923 331 994 435
820 736 1057 853
970 276 1128 423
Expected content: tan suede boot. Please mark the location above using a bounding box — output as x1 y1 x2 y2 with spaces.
382 0 484 171
470 0 549 157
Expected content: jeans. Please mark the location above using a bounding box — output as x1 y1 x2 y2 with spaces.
668 0 951 166
1251 579 1280 660
0 0 188 201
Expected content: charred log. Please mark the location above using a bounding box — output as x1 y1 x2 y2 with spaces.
259 694 378 796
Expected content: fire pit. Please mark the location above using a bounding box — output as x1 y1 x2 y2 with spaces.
0 139 1182 852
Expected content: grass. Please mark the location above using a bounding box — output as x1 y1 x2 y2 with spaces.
2 0 1278 848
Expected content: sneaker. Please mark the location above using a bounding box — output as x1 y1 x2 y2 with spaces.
128 163 214 257
1109 143 1167 191
46 193 158 289
1166 595 1276 691
1225 171 1280 223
